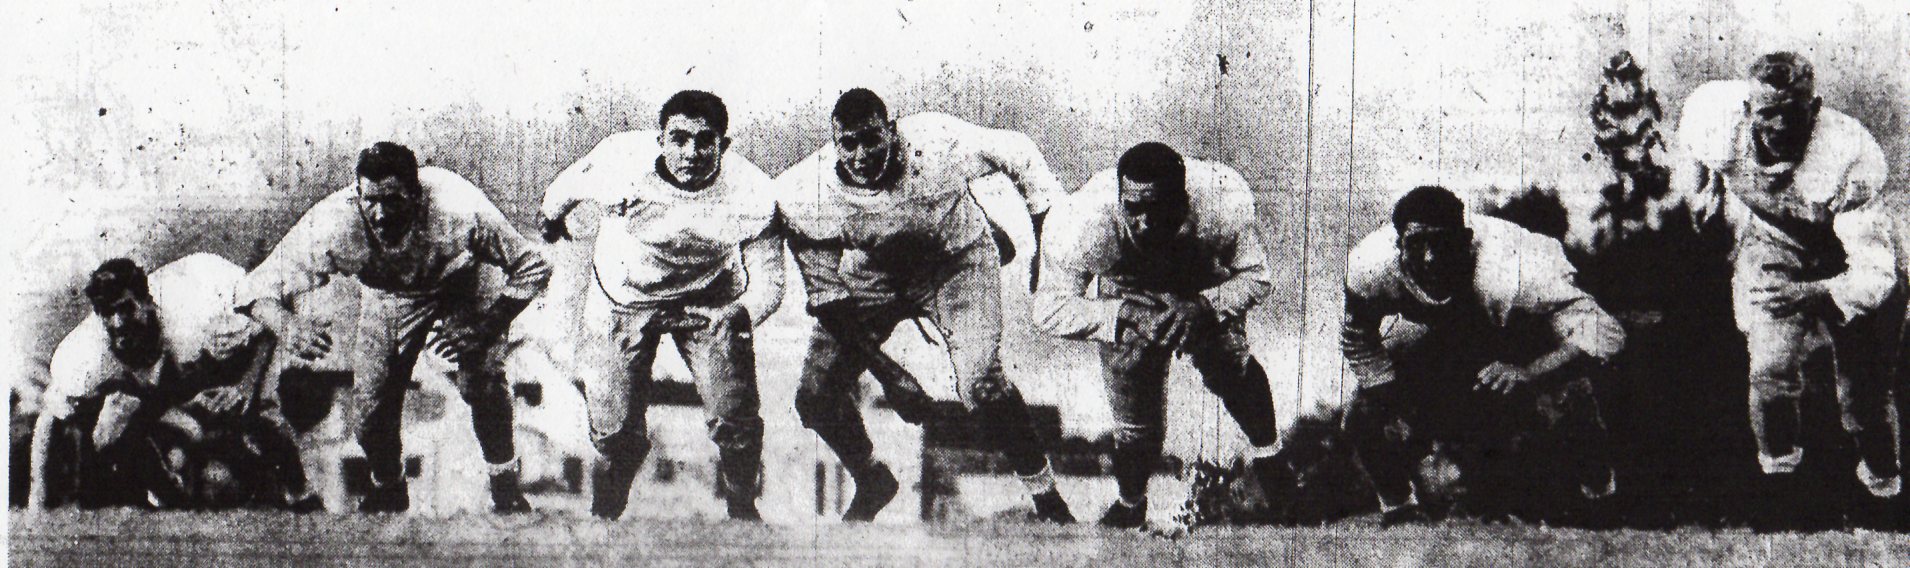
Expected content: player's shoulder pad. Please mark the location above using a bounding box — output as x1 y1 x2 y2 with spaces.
154 253 246 282
897 111 971 132
1047 170 1118 239
1675 80 1752 165
1344 226 1400 293
150 253 246 296
47 315 110 396
417 166 508 219
1189 160 1257 222
1809 107 1885 167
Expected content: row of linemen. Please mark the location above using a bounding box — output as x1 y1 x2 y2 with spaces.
25 50 1901 529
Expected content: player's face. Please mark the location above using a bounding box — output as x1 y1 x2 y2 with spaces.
1119 176 1189 245
659 115 727 189
1397 222 1476 299
357 175 420 242
94 289 160 364
833 117 896 185
1745 84 1819 154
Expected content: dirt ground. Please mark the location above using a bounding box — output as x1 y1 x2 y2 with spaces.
9 509 1909 567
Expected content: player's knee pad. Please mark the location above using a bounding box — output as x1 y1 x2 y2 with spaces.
708 416 765 454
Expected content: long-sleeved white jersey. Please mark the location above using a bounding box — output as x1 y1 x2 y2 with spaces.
539 131 783 320
46 253 264 420
1675 80 1894 323
1033 159 1272 343
237 166 552 306
1340 215 1626 388
776 112 1065 299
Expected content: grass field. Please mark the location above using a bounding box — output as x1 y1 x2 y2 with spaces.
9 510 1909 567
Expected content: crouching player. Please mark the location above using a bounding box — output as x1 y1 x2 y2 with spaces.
777 88 1075 522
1341 186 1624 525
540 90 783 521
236 142 551 513
28 255 318 511
1032 142 1289 528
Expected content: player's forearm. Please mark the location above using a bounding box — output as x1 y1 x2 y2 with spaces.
1523 342 1587 383
1340 294 1396 385
239 299 300 339
539 192 581 224
1822 209 1895 323
739 238 788 326
538 163 599 222
1200 269 1272 323
495 248 553 302
1032 269 1121 342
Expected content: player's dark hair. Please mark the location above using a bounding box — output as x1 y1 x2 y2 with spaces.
84 258 151 309
658 90 729 134
1392 185 1466 232
1116 142 1188 195
355 141 421 187
832 88 889 126
1748 52 1815 98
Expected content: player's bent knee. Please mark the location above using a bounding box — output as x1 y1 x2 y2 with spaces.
962 377 1023 411
1747 364 1805 398
708 416 765 452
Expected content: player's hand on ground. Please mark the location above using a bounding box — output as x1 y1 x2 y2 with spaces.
1748 281 1826 318
190 385 247 415
281 319 334 360
540 215 571 243
1475 361 1534 395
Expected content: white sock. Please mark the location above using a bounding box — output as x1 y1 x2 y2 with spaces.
1858 460 1902 498
486 456 521 476
1019 461 1058 495
1245 442 1282 462
1378 481 1419 513
1758 449 1803 475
